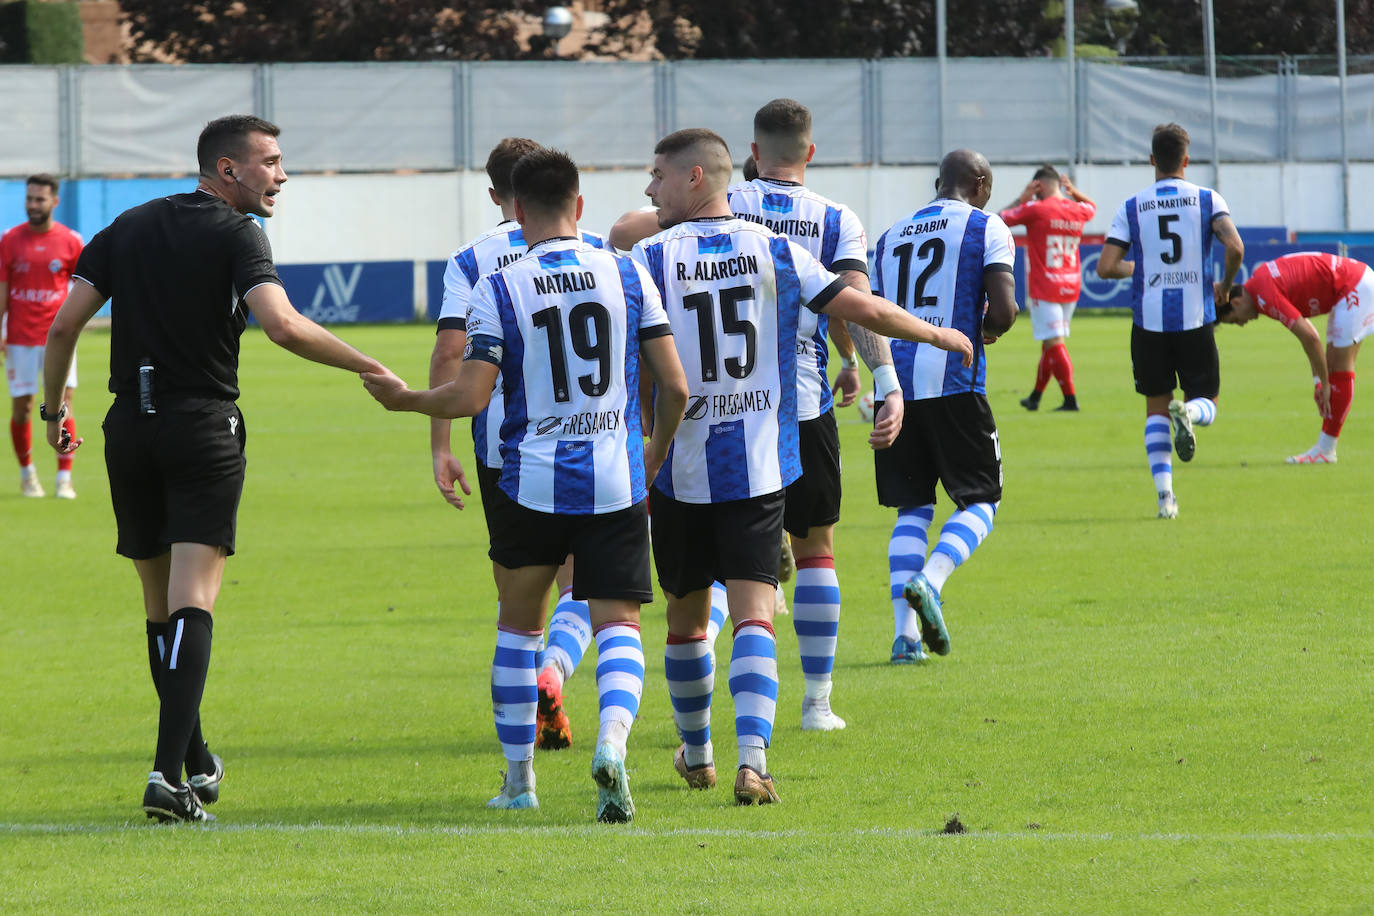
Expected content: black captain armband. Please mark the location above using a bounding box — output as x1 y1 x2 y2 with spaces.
464 333 504 365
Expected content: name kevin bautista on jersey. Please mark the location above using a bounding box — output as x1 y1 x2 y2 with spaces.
675 254 760 282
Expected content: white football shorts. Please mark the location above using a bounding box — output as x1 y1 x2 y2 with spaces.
5 344 77 399
1327 266 1374 348
1027 297 1076 341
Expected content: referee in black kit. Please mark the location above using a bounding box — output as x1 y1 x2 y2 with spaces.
41 115 401 824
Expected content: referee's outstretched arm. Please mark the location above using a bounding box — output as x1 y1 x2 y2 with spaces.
245 283 390 376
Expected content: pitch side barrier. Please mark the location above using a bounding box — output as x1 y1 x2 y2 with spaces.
81 245 1368 327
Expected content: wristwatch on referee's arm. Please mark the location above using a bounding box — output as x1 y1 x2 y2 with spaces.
39 402 66 423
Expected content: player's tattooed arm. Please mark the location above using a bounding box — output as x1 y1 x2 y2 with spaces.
844 320 895 370
1211 215 1245 307
836 268 895 372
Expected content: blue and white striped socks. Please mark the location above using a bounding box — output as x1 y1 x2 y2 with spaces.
1186 397 1217 426
544 588 593 684
889 506 934 640
593 623 644 760
491 627 540 791
793 556 840 698
923 501 999 594
704 581 729 645
730 620 778 773
1145 414 1173 496
665 633 713 767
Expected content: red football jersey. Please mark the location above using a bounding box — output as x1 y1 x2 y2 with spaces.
1243 252 1367 330
1000 196 1096 303
0 222 83 346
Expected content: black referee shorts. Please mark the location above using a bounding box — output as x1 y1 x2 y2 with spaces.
103 396 247 560
1131 323 1220 400
875 392 1002 511
649 487 785 598
783 409 842 538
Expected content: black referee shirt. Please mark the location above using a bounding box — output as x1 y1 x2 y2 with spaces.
73 190 281 402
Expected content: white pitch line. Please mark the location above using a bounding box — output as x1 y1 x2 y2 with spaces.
2 822 1371 842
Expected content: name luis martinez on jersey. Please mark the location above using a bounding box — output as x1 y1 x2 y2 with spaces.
676 254 760 282
1137 196 1198 212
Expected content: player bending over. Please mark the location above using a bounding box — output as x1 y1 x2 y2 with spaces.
1218 251 1374 464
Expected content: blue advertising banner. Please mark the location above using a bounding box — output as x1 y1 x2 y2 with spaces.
1033 242 1345 312
276 261 414 324
426 259 449 322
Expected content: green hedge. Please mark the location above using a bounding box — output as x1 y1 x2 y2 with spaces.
0 1 84 64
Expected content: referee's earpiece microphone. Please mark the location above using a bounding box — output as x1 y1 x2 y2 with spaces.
225 166 266 198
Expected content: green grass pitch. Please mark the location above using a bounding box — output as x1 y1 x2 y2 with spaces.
2 314 1371 913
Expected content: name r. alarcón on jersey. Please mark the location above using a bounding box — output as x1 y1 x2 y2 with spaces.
676 254 760 282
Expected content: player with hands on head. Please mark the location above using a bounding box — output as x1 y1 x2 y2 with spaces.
364 148 689 823
999 164 1096 412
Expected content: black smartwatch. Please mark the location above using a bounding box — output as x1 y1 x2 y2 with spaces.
39 402 66 423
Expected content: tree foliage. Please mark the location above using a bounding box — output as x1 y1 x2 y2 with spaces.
120 0 1374 63
587 0 1063 59
120 1 549 63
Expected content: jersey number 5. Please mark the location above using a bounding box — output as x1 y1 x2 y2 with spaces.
532 302 612 403
893 238 946 310
683 285 757 383
1157 214 1182 265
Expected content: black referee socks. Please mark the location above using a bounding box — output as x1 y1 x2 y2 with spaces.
152 608 215 783
145 619 217 778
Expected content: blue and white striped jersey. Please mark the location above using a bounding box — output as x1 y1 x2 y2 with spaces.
873 199 1015 401
728 178 868 421
1106 178 1230 332
632 217 845 504
464 237 669 515
437 220 607 468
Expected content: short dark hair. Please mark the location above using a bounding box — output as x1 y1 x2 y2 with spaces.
197 115 280 175
511 147 579 217
26 173 59 194
742 155 758 182
1032 164 1059 184
753 98 812 162
1216 284 1245 319
654 128 730 161
486 137 542 200
1152 123 1190 173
